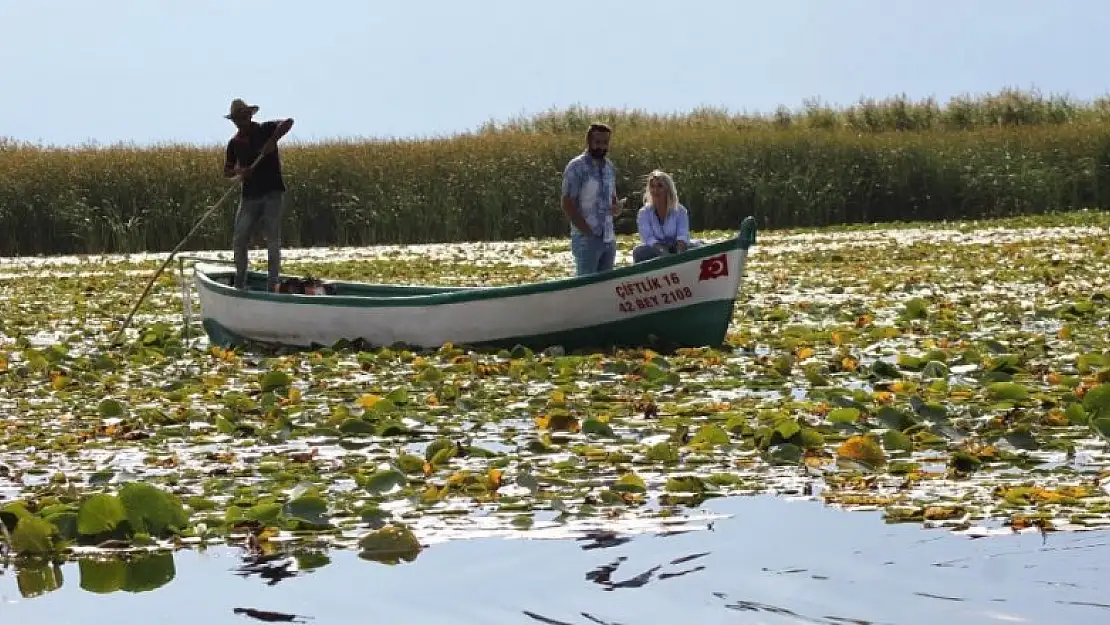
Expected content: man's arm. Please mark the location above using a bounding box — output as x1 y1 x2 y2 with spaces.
261 118 295 154
609 163 623 215
560 163 594 235
612 198 627 216
225 140 256 180
223 141 238 178
610 192 625 216
562 196 593 235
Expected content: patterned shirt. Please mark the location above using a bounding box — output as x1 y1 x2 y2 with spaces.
561 152 616 242
637 204 691 247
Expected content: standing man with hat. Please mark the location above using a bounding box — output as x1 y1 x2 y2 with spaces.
223 98 294 291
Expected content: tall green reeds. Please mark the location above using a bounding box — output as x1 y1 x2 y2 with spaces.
2 88 1109 256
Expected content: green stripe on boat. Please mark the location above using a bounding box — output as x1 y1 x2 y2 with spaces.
203 299 738 352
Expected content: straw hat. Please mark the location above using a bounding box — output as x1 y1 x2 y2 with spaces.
225 98 259 120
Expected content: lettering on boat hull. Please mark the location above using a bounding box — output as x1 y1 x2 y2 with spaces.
615 271 696 314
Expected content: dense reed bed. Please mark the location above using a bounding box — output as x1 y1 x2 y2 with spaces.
2 88 1109 256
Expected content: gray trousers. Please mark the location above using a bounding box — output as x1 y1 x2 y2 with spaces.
232 190 283 290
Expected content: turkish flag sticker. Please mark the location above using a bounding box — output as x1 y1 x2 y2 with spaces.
698 254 729 281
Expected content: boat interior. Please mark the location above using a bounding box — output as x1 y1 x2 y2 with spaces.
204 270 474 297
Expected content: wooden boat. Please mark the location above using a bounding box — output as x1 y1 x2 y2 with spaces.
193 216 758 351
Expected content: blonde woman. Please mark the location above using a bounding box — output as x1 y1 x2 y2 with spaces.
632 170 701 263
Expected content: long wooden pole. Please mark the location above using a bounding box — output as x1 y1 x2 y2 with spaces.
110 149 268 346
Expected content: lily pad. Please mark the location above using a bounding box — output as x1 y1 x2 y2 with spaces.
765 443 803 466
118 482 189 537
920 361 949 380
876 406 918 431
582 418 616 437
283 490 330 529
1082 384 1110 420
827 407 860 424
4 212 1110 560
358 524 422 565
986 382 1030 403
11 516 59 555
98 399 127 419
259 370 292 392
689 424 731 448
610 473 647 494
363 469 407 495
837 435 886 469
882 429 914 453
1092 418 1110 443
76 494 127 538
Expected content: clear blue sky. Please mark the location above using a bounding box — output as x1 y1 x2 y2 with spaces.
2 0 1107 147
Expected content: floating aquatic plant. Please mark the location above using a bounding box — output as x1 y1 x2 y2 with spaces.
1 215 1110 580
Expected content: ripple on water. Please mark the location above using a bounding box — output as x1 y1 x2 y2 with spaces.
2 495 1108 625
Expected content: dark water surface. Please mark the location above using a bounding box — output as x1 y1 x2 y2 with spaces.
3 496 1108 625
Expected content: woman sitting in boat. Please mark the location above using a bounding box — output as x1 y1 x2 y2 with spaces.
632 170 702 263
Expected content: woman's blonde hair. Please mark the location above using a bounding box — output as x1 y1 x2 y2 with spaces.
642 169 679 212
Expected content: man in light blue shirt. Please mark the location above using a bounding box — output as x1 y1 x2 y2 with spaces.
561 123 625 276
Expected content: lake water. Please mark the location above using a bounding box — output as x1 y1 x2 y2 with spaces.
3 495 1108 625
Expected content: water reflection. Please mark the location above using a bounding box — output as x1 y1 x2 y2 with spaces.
8 551 177 598
232 553 299 586
4 544 339 600
14 559 64 599
576 530 632 551
232 607 311 623
1 495 1109 625
584 551 710 591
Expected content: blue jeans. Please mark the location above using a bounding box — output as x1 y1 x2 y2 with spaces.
232 190 284 290
570 231 616 276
